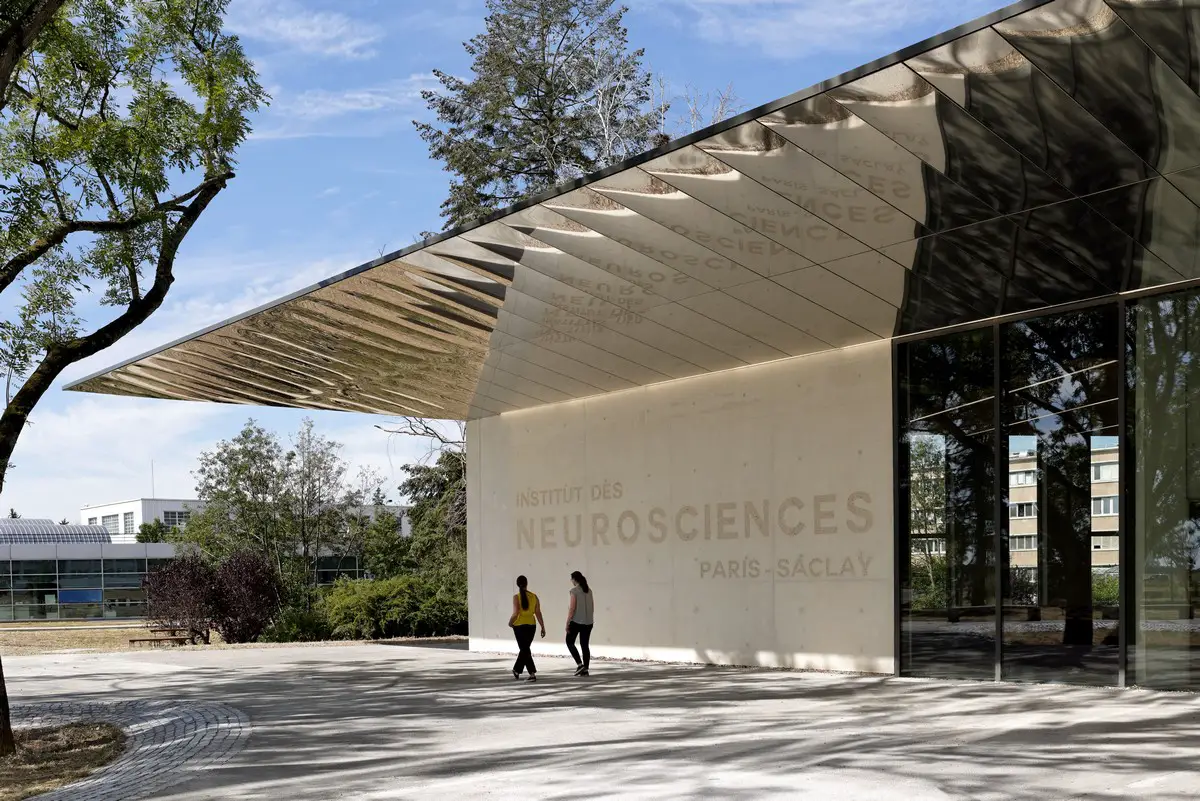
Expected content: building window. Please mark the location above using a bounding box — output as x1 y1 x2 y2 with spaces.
163 510 191 529
1092 496 1120 516
911 538 946 555
1010 470 1036 486
87 517 97 526
1093 535 1119 551
1092 462 1119 482
1009 502 1037 519
1010 535 1037 551
101 515 119 535
122 512 134 534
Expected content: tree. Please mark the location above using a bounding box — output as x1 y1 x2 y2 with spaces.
182 418 372 602
56 517 66 525
0 0 261 757
415 0 657 228
282 419 352 593
0 0 265 500
6 509 16 518
186 420 291 570
136 518 170 543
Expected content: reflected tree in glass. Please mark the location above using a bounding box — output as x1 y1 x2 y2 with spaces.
1003 306 1118 681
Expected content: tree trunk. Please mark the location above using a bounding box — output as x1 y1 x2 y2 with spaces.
0 654 14 756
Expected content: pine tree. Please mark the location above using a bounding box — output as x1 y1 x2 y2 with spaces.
414 0 657 229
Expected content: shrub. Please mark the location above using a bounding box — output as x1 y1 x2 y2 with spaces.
260 603 333 643
1093 572 1120 608
212 551 284 644
323 576 465 640
144 550 285 645
143 551 217 644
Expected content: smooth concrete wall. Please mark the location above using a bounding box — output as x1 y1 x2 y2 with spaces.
468 341 895 673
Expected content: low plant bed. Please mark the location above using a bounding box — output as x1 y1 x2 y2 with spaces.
0 722 125 801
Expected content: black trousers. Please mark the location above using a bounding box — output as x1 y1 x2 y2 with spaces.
512 624 537 675
566 622 593 668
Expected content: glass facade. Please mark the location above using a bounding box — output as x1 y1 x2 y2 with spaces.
0 558 170 620
898 288 1200 690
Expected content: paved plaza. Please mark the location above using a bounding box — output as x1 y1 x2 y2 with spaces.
7 644 1200 800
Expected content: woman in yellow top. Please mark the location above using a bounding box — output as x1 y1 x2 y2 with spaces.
508 575 545 681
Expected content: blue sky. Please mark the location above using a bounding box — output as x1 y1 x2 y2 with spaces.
10 0 1008 521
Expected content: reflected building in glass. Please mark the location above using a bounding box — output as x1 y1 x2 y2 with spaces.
54 0 1200 689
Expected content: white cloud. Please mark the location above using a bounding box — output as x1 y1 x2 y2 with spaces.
5 395 444 521
250 74 440 140
226 0 382 59
655 0 1001 59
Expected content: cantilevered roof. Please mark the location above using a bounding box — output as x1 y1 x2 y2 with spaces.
66 0 1200 419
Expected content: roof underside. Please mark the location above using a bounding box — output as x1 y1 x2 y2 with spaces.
66 0 1200 420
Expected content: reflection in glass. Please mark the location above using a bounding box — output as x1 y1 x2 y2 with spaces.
898 327 996 680
1001 305 1120 685
1128 289 1200 690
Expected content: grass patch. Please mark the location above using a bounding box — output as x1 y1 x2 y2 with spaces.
0 627 146 656
0 723 125 801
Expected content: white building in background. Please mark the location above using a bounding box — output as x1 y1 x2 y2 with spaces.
80 498 411 544
80 499 204 544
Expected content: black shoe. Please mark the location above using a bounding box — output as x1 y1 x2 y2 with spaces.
513 670 520 680
578 669 589 677
573 663 585 676
526 674 537 682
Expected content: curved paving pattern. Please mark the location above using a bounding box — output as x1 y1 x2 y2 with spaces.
12 700 249 801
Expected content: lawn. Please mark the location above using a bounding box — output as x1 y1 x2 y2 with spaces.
0 723 125 801
0 625 467 656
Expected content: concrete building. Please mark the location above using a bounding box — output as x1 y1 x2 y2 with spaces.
63 0 1200 690
81 499 205 543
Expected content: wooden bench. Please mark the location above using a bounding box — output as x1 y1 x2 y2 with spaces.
129 636 191 647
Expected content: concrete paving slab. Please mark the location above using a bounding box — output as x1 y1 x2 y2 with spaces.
6 645 1200 800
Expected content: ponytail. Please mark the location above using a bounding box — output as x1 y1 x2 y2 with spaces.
571 571 590 594
516 575 529 609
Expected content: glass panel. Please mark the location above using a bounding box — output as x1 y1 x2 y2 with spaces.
12 590 57 605
58 574 104 589
1127 289 1200 689
898 326 996 680
11 576 56 592
60 604 103 620
102 574 145 589
103 559 146 574
58 589 102 604
0 573 9 590
12 560 55 575
0 605 12 621
13 605 58 620
147 559 173 572
1001 304 1120 685
59 559 102 575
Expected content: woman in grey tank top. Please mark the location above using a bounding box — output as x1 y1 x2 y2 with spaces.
565 571 594 676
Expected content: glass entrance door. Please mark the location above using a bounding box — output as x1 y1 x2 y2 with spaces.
1000 306 1121 685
